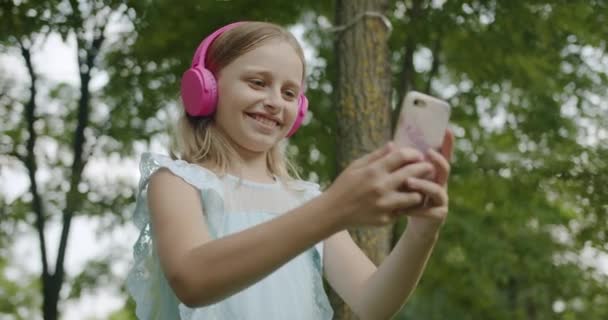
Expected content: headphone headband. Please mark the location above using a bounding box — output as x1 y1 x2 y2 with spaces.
191 21 246 68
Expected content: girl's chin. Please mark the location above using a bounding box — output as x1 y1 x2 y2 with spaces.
236 135 281 153
242 127 285 145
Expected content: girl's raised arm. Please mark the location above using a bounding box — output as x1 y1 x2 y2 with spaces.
148 167 341 307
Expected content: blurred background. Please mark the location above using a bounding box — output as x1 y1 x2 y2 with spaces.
1 0 607 319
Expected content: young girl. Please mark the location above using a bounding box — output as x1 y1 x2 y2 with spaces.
127 21 453 320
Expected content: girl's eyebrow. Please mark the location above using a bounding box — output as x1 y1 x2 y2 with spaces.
243 68 301 90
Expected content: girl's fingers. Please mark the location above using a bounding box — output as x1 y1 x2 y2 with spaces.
440 129 454 163
406 177 447 207
377 147 424 172
352 142 393 169
426 149 451 186
388 161 435 189
379 190 424 210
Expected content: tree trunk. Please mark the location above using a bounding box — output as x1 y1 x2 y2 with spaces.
42 275 60 320
331 0 392 319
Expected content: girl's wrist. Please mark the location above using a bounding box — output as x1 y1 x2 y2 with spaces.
404 218 442 243
314 191 351 233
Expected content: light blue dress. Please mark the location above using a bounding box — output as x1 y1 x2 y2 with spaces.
126 153 334 320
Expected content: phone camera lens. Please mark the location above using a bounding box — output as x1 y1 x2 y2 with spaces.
413 99 425 107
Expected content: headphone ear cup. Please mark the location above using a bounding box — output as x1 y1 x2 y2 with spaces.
181 67 219 116
286 94 308 137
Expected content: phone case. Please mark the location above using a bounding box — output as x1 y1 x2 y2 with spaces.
393 91 451 152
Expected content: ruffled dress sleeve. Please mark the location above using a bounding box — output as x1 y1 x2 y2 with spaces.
126 152 223 320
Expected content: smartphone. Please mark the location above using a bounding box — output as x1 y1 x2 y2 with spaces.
393 91 451 154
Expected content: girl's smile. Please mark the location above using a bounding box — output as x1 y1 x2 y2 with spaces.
245 111 282 128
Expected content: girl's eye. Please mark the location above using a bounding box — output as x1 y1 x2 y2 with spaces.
283 90 297 100
249 79 265 87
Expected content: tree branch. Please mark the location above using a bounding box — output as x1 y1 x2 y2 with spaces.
54 21 107 286
8 150 25 163
19 39 50 278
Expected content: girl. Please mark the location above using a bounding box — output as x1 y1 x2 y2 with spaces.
127 21 453 320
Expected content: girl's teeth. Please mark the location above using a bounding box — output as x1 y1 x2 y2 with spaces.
252 115 277 127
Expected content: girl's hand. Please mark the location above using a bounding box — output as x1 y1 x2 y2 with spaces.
403 129 454 236
324 143 434 228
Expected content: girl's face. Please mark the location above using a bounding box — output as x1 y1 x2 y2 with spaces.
214 40 304 155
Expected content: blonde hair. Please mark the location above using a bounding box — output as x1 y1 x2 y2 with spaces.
172 21 306 182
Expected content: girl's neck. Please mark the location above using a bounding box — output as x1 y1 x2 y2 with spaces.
200 150 275 184
227 138 277 183
229 158 276 183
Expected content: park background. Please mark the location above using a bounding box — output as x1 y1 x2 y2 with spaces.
1 0 607 319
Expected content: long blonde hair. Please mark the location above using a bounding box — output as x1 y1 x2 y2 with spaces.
172 21 306 182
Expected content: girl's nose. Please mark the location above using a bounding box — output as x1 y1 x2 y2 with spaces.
263 89 283 114
264 103 280 114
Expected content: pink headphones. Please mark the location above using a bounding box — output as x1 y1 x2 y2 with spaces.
180 22 309 137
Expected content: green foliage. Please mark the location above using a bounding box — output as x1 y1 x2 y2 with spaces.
384 1 608 319
0 258 41 319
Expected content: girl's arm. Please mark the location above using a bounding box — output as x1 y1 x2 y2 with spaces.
148 168 342 307
325 132 453 320
324 225 440 320
148 143 431 307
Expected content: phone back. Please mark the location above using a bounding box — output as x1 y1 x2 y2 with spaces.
393 91 451 152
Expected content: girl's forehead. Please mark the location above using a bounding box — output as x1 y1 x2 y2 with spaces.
224 41 304 81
